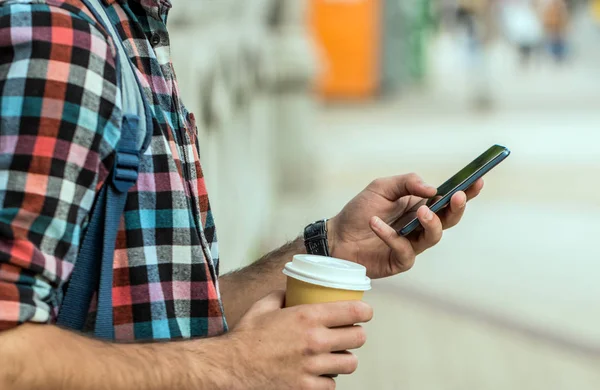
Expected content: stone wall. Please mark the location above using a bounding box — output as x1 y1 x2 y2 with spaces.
168 0 318 271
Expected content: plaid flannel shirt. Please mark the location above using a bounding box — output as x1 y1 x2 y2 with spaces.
0 0 227 340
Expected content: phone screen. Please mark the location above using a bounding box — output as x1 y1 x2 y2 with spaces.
393 145 509 235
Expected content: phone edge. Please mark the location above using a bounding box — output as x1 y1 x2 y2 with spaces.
398 147 510 236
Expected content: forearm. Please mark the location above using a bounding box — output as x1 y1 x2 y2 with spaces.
0 324 231 390
219 237 305 328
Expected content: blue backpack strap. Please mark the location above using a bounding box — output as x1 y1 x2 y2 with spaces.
56 0 153 339
94 115 140 339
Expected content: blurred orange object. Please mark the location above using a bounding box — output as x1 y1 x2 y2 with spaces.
308 0 381 99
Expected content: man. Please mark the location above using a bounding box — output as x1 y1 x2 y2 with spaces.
0 0 484 389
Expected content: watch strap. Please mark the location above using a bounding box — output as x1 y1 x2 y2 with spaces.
304 219 330 256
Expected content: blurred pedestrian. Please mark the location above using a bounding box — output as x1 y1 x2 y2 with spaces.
456 0 496 108
591 0 600 28
501 0 544 67
538 0 570 62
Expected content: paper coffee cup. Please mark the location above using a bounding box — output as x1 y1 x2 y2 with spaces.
283 254 371 307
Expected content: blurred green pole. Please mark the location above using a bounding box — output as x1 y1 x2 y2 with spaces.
407 0 435 82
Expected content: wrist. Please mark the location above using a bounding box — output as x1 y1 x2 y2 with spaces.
324 217 358 263
326 218 338 257
184 336 237 390
205 332 266 390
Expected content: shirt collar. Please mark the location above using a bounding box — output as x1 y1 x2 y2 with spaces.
103 0 172 21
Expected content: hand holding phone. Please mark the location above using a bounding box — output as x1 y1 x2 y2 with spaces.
396 144 511 236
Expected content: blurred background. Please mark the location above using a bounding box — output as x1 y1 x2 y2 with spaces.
168 0 600 388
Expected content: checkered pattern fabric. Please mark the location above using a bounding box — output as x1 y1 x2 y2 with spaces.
0 0 227 340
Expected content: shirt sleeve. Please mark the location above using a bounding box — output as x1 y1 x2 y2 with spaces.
0 2 120 331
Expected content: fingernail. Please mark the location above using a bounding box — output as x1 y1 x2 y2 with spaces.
423 209 433 221
372 216 384 229
460 199 467 208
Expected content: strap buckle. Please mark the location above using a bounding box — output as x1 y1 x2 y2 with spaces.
112 148 140 193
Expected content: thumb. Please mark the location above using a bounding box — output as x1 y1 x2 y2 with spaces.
248 290 286 316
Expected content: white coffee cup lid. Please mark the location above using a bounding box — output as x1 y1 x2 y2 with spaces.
283 254 371 291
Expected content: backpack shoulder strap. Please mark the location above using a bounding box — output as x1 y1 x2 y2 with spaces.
56 0 153 340
85 0 153 153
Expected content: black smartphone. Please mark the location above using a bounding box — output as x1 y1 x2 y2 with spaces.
396 144 511 237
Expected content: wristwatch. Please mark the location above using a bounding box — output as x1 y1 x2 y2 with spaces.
303 219 330 256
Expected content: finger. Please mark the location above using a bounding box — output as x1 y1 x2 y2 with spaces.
367 174 437 201
310 351 359 376
315 300 373 328
411 206 443 254
439 191 467 229
302 376 336 390
464 178 484 200
327 325 367 352
370 216 416 272
248 290 285 316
